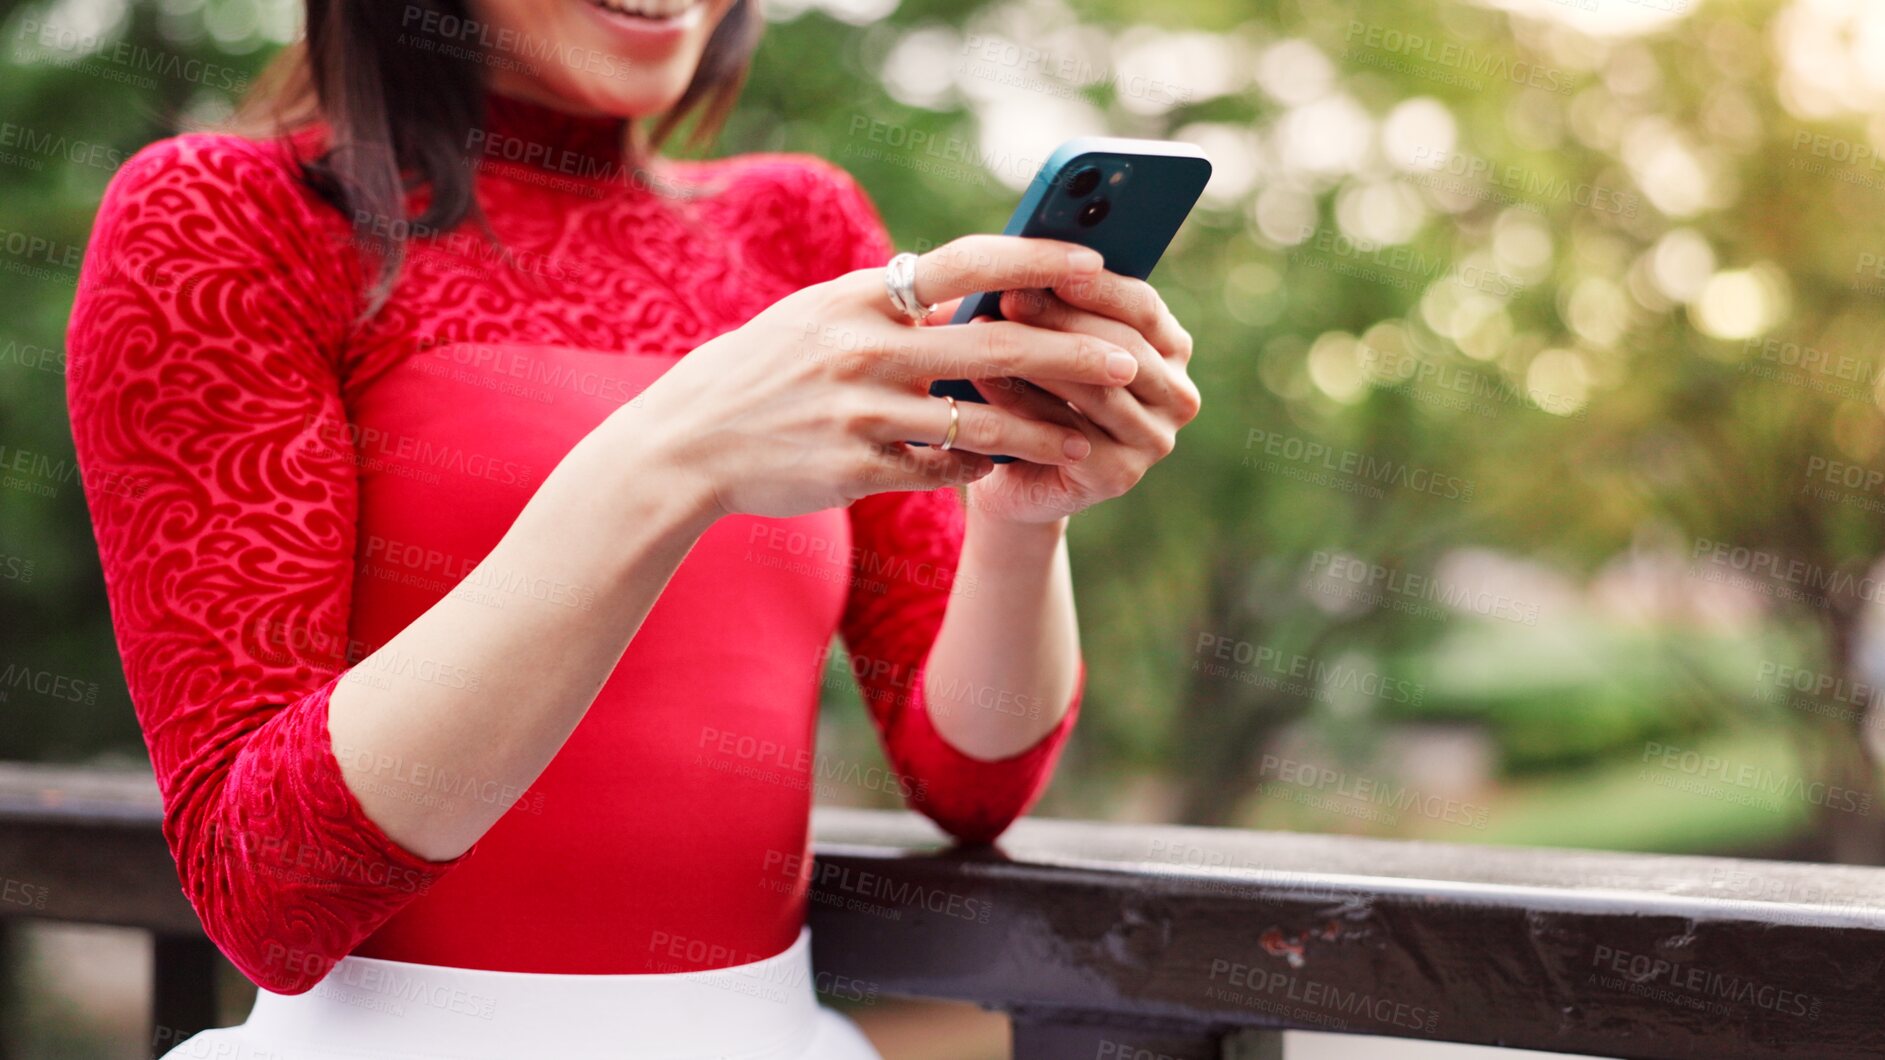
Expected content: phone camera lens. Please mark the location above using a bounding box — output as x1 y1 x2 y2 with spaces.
1077 197 1110 227
1066 166 1103 197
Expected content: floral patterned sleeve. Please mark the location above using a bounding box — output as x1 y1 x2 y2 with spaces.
65 134 467 994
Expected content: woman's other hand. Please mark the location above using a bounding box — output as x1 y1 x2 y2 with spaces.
958 272 1202 525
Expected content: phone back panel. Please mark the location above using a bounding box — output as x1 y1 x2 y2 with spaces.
930 138 1212 414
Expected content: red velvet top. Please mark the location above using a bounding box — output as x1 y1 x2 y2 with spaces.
64 94 1082 994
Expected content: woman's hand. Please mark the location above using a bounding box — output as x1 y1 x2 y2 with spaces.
957 273 1203 525
616 235 1144 519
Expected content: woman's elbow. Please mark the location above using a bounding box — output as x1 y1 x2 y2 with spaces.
177 876 346 994
911 792 1024 846
166 808 351 994
224 932 338 995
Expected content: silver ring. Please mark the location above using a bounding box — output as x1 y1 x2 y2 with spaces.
883 252 937 325
939 395 959 451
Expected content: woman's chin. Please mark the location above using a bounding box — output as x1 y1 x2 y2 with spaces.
496 66 692 122
568 74 695 121
477 0 732 121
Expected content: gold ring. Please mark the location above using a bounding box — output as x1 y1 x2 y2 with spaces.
939 395 960 451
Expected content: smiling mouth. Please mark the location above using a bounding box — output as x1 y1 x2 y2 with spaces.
585 0 705 21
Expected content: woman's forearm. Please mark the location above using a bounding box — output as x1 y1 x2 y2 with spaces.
922 503 1081 760
327 409 721 861
322 234 1130 862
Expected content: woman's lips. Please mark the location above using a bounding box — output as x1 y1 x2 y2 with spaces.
579 0 706 48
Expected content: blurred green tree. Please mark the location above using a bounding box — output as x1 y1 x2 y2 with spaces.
5 0 1884 861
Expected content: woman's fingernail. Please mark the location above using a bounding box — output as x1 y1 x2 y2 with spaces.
1106 350 1139 381
1064 434 1092 460
1068 247 1104 272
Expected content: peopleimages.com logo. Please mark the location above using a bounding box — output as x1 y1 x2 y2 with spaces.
1640 741 1872 816
1244 428 1474 501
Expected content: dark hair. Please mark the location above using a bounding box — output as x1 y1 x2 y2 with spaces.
236 0 762 310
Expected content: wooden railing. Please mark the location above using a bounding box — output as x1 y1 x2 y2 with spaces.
3 762 1885 1058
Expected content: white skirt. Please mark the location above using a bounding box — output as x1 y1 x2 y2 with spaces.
159 928 883 1059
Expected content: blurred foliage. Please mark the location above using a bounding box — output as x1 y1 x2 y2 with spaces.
6 0 1885 860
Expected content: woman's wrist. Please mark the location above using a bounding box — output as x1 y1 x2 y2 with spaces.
602 416 725 537
925 490 1078 761
508 407 725 593
963 495 1069 568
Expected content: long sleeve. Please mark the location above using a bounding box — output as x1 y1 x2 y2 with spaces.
65 134 467 994
840 489 1084 843
794 158 1085 843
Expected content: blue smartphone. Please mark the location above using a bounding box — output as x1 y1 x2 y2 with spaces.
925 137 1212 462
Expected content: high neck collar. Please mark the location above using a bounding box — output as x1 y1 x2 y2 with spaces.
479 92 632 176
